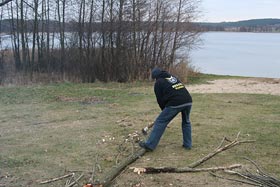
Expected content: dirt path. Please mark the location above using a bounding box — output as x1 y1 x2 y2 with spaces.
188 78 280 95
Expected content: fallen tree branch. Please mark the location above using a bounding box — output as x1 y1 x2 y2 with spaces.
42 132 255 186
209 171 262 186
188 132 255 168
214 136 232 151
210 158 280 187
87 154 101 184
39 173 74 184
224 169 266 186
97 148 146 187
111 132 253 182
244 157 280 183
130 164 242 174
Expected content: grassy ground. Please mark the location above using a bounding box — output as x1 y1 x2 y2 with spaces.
0 78 279 186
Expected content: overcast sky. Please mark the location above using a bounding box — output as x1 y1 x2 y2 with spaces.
199 0 280 22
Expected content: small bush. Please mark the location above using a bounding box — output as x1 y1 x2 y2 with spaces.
169 59 200 83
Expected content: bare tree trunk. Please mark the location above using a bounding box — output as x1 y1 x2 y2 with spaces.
115 0 125 82
100 0 107 81
131 0 138 79
78 0 85 82
109 0 114 81
57 0 66 78
152 0 160 67
0 7 4 84
20 0 28 71
46 0 51 74
86 0 96 82
38 0 46 72
10 0 22 70
31 0 39 80
169 0 182 67
156 7 166 67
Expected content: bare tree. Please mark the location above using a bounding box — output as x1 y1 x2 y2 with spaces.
9 1 22 70
2 0 201 83
56 0 66 77
30 0 39 79
85 0 96 82
20 0 29 71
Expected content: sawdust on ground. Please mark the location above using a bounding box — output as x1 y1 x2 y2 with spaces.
188 78 280 95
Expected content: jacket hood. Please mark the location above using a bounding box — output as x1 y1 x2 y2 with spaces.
151 68 170 79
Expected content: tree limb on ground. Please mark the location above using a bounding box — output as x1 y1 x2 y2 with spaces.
92 132 255 187
130 164 242 174
128 132 254 175
98 148 146 187
38 132 255 186
210 158 280 187
188 132 255 168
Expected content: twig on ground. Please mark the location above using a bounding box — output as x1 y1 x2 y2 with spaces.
209 171 262 186
89 154 100 184
210 158 280 187
244 157 280 182
65 173 84 187
225 169 265 186
215 136 232 151
39 173 74 184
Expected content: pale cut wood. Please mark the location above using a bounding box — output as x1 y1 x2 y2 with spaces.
130 164 242 174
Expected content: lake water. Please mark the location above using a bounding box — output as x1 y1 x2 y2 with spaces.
190 32 280 78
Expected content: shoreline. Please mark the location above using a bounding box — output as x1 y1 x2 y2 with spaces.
188 77 280 95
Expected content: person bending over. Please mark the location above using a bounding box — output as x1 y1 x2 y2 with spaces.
139 67 193 151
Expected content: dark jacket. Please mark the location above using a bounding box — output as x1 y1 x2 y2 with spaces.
153 70 192 110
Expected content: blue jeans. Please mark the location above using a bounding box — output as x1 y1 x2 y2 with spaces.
145 105 192 150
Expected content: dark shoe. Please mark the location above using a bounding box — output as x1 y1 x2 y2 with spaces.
182 145 191 150
139 141 153 152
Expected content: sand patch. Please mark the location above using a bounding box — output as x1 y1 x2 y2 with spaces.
188 78 280 95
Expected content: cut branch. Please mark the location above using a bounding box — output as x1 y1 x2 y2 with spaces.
95 132 254 187
130 164 242 174
210 172 262 186
210 158 280 187
188 132 255 168
243 157 280 182
98 148 146 187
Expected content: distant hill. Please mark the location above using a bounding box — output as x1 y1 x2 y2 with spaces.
197 18 280 32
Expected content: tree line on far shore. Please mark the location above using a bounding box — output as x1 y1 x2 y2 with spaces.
198 18 280 33
0 0 201 84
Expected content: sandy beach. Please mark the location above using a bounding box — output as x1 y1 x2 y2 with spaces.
188 78 280 95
